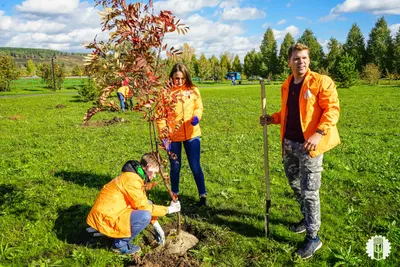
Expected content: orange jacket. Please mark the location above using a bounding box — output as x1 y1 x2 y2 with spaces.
157 86 203 142
86 172 168 238
117 86 131 98
271 70 340 157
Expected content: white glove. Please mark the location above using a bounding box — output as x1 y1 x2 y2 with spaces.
167 200 181 214
153 221 165 245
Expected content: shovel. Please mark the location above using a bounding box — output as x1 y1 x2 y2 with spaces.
260 80 271 237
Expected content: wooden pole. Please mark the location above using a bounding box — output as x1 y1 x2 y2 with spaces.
261 80 271 236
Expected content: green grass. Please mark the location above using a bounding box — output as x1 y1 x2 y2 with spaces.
0 83 399 266
1 78 85 96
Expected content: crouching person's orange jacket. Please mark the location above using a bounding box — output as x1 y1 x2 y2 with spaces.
86 161 168 238
271 70 340 158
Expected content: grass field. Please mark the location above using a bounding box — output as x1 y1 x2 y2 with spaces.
0 82 399 266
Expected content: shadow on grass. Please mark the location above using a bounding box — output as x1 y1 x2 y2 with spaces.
0 184 18 206
54 171 111 189
69 95 86 103
147 189 293 238
53 204 112 248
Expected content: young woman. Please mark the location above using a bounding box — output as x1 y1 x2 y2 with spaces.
157 63 207 207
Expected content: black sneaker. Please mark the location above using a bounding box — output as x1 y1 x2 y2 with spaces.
290 218 306 233
298 236 322 259
197 196 208 207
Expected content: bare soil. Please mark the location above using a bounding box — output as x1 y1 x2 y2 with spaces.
83 117 129 127
131 222 202 267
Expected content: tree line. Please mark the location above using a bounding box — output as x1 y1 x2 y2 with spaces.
244 16 400 87
0 47 87 59
1 16 400 91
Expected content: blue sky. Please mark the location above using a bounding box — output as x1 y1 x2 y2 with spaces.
0 0 399 61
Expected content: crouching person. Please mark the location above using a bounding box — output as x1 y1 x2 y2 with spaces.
86 152 181 255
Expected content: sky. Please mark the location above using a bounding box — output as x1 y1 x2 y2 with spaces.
0 0 399 61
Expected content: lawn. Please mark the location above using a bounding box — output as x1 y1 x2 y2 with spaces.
0 82 399 266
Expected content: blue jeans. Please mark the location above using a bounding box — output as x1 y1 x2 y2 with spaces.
169 137 206 196
117 92 125 110
113 210 151 249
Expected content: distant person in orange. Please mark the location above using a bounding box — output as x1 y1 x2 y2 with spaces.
86 153 181 255
156 63 207 207
260 43 340 259
117 80 132 111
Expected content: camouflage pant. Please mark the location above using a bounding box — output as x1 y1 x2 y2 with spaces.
283 139 324 239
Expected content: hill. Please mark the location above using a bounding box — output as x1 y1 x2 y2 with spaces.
0 47 88 73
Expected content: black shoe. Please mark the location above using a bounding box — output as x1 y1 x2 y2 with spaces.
197 196 208 207
290 218 306 234
298 236 322 259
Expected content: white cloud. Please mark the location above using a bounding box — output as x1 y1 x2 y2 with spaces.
162 14 255 60
318 39 330 53
296 16 312 23
319 13 340 22
221 6 266 21
321 0 400 22
262 23 270 28
0 11 13 30
0 1 104 52
272 25 300 40
277 19 286 25
390 24 400 36
331 0 400 15
16 0 80 15
153 0 221 16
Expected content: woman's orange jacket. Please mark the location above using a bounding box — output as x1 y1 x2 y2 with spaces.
86 172 168 238
157 86 203 142
271 70 340 157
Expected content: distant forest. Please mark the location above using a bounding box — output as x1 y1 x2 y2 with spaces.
0 47 87 72
0 47 87 58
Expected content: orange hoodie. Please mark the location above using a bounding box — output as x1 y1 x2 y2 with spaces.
157 86 203 142
86 172 168 238
271 70 340 157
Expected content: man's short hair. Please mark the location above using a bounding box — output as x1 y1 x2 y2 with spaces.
140 152 159 167
288 43 309 60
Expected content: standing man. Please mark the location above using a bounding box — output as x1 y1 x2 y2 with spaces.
260 43 340 259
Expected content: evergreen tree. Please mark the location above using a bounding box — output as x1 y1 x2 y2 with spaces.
232 55 242 72
191 54 199 78
260 27 278 76
343 23 366 72
392 28 400 75
366 17 394 73
326 38 342 73
332 53 358 88
277 33 295 75
297 28 324 71
209 55 219 80
220 52 232 72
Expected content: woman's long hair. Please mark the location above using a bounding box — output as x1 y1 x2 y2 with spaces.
168 63 195 88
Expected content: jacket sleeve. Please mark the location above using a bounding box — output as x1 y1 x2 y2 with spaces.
193 87 203 119
271 111 281 124
124 175 168 217
317 76 340 134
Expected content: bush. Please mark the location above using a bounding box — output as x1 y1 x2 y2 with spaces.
77 78 99 102
332 53 358 88
363 63 381 85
